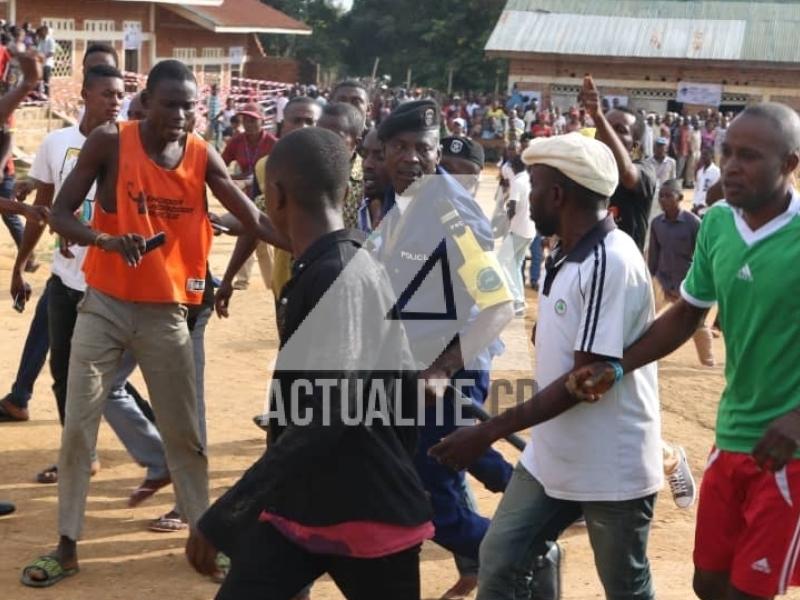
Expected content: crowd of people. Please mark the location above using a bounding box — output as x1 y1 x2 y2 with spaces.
1 39 799 600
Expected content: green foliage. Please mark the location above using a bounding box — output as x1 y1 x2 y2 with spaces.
259 0 508 92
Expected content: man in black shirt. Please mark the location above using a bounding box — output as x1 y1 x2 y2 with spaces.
580 76 657 252
188 127 432 600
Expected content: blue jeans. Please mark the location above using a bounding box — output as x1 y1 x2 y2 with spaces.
478 463 656 600
1 174 22 248
528 235 542 289
6 280 50 409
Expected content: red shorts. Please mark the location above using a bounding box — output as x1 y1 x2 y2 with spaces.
694 448 800 597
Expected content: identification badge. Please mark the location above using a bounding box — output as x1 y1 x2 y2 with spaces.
186 278 206 293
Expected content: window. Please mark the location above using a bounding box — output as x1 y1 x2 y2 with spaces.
41 18 76 32
51 40 73 78
84 20 116 33
173 48 197 61
202 47 224 59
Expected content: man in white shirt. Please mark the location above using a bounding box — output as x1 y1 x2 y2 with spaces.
646 137 677 188
498 155 536 315
431 132 661 600
275 89 289 134
36 25 56 95
692 148 721 215
642 114 655 158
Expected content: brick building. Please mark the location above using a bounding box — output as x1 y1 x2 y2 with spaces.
486 0 800 113
2 0 310 83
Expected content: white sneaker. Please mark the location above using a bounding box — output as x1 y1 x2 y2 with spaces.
667 445 696 509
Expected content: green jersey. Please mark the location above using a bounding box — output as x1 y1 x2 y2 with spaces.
681 194 800 453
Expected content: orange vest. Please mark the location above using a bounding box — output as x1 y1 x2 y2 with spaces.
83 121 212 305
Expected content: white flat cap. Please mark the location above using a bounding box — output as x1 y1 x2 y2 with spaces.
521 132 619 197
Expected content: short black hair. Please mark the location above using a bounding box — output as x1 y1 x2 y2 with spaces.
83 64 123 89
738 102 800 154
661 178 683 196
285 95 318 111
609 105 646 143
83 42 118 67
333 79 368 97
267 127 351 213
320 102 365 140
146 59 196 94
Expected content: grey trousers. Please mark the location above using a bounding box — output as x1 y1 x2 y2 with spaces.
58 288 208 541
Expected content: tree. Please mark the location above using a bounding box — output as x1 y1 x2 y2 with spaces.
261 0 508 92
259 0 347 69
338 0 507 91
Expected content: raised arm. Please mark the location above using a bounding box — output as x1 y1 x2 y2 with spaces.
0 50 42 124
580 76 640 190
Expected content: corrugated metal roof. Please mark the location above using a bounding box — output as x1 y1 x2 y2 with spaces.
488 0 800 62
504 0 800 21
486 12 746 60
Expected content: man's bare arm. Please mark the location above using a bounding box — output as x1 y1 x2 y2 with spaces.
49 126 114 245
428 350 611 469
13 183 53 270
0 51 42 124
205 147 290 250
580 76 640 190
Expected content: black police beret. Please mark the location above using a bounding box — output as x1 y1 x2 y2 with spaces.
377 99 440 141
441 136 485 168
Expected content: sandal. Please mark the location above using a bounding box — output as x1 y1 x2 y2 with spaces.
20 556 79 588
36 465 58 485
128 476 171 507
36 460 99 484
0 501 15 516
0 396 29 422
148 511 187 533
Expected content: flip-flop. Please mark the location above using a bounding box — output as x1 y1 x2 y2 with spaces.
0 501 15 516
20 556 79 588
0 397 29 422
128 477 171 507
36 465 58 485
148 512 187 533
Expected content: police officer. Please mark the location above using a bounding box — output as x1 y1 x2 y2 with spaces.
368 100 520 597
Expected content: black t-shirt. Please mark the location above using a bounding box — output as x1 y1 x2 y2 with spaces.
608 160 657 253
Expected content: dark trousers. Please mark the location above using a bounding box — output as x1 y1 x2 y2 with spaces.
6 281 50 409
217 521 421 600
414 369 513 560
42 65 52 95
528 234 543 288
47 274 84 425
1 175 22 247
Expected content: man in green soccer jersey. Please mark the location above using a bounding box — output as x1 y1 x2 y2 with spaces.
568 103 800 600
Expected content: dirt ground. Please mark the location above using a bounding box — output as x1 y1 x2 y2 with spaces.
0 169 795 600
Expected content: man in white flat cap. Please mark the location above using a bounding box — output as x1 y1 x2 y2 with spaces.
430 132 661 600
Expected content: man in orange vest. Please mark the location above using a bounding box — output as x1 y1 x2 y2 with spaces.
20 59 286 588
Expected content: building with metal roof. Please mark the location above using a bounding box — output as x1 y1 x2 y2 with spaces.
486 0 800 112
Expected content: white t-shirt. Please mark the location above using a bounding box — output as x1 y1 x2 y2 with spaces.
29 125 95 292
693 163 721 208
508 170 535 239
520 225 662 502
38 36 56 68
276 95 289 123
